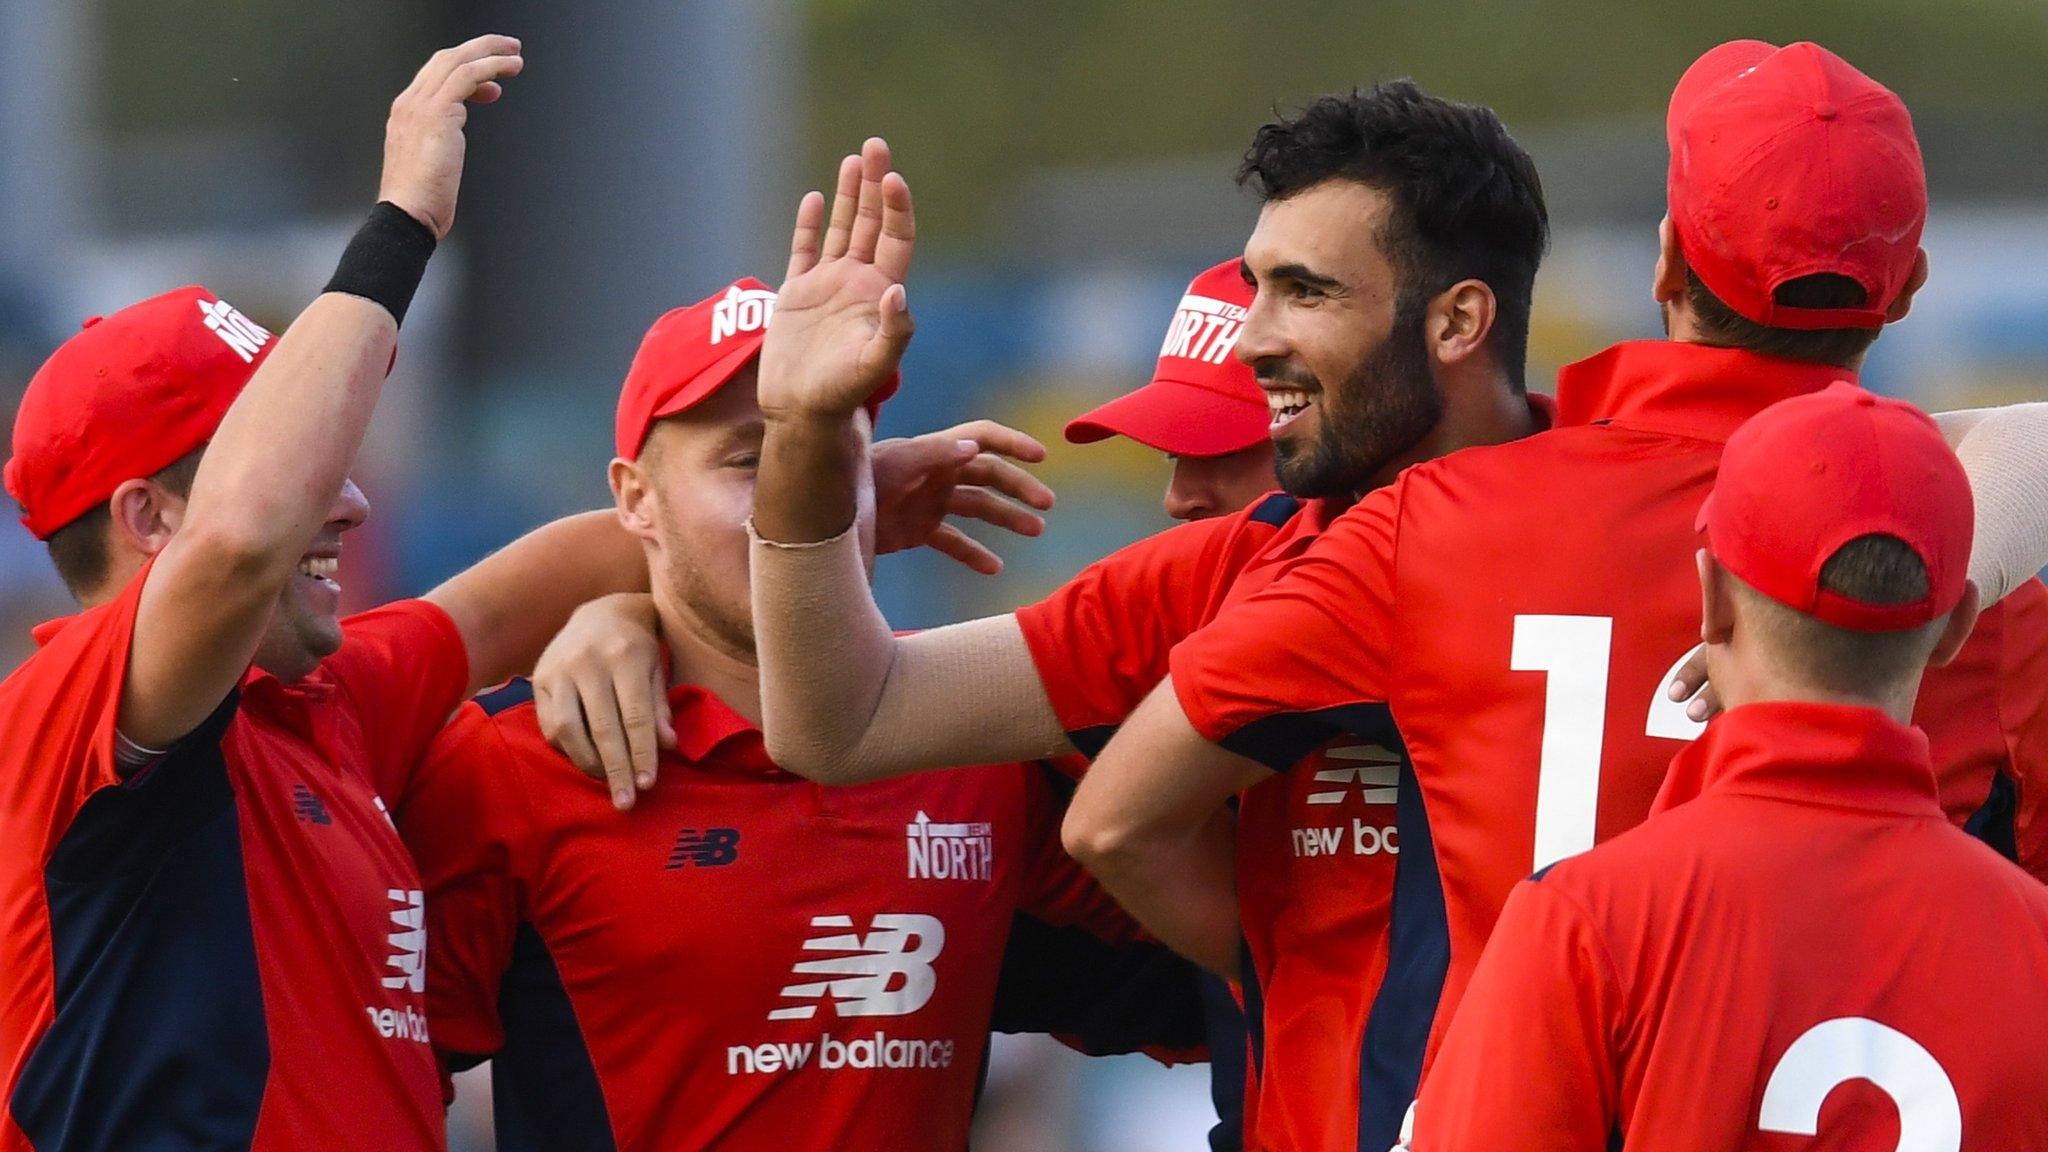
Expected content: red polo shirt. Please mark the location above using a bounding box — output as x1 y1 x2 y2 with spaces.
1168 340 2048 1149
398 678 1197 1152
0 563 469 1152
1414 702 2048 1151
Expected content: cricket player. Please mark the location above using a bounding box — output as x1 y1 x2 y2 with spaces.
1413 383 2048 1150
398 270 1204 1151
1065 40 2048 1151
1065 258 1277 521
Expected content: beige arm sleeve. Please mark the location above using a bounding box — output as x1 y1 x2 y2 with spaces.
1934 403 2048 604
748 520 1073 783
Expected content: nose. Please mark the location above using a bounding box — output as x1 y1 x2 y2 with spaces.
1235 287 1284 369
1163 459 1216 523
330 478 370 530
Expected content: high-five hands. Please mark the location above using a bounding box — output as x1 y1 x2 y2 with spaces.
758 138 918 424
378 34 525 239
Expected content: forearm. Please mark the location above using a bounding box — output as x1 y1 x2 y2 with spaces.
428 510 652 694
749 522 1071 783
1936 403 2048 603
755 411 865 545
1063 806 1242 979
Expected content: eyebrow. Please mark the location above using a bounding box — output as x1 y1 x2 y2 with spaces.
1263 262 1345 292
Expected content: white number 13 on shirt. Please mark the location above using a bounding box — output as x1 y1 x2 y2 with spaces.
1512 615 1614 872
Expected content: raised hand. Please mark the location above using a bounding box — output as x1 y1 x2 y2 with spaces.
757 138 918 424
377 34 525 239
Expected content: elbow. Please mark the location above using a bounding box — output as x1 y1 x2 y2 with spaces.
760 728 856 786
1062 801 1141 877
176 517 293 584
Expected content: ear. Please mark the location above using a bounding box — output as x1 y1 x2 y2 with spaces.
1429 279 1496 369
1885 249 1930 323
1927 580 1982 668
1653 215 1689 305
608 457 661 543
106 477 185 559
1698 548 1736 645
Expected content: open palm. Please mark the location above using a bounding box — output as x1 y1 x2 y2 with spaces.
758 138 918 423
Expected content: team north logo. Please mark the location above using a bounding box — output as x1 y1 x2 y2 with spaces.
381 888 426 993
905 812 993 882
1157 292 1248 365
710 285 777 344
668 827 742 868
768 913 945 1021
196 298 272 363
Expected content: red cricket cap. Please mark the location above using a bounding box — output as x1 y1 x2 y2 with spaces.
6 285 274 539
1667 40 1926 331
1699 381 1972 632
614 278 900 460
1065 259 1268 457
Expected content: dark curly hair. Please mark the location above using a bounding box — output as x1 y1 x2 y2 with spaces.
1239 82 1550 386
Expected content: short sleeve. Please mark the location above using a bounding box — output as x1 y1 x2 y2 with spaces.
393 703 524 1062
2 563 158 814
1409 878 1623 1152
1168 482 1404 770
1015 514 1259 756
323 599 472 803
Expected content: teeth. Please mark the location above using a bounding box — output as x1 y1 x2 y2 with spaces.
298 557 339 579
1266 389 1315 427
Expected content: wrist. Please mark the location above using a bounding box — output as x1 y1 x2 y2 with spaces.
322 202 437 327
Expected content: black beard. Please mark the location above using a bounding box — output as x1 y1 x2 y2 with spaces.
1274 292 1443 500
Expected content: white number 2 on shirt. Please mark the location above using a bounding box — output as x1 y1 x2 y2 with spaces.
1512 616 1706 872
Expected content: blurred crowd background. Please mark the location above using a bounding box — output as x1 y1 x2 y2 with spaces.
4 2 2047 1149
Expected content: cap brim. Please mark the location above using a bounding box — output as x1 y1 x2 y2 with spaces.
1065 379 1271 456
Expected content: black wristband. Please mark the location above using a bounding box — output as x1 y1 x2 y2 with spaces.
323 201 437 327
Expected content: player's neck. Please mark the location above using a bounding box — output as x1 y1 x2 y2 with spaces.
655 602 764 726
1724 660 1923 726
1365 369 1538 493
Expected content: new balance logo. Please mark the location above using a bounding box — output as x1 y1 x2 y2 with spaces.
381 888 425 993
1306 745 1401 805
1157 293 1248 365
768 913 945 1021
710 285 777 344
905 812 992 882
668 827 741 868
291 783 332 826
196 298 272 363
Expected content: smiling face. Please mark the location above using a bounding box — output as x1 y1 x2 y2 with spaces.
1236 180 1444 500
251 478 371 681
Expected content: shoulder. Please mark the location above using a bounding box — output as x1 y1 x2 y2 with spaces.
428 680 551 775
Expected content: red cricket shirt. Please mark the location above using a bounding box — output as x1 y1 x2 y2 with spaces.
398 679 1195 1152
1414 702 2048 1151
1168 340 2048 1150
0 562 469 1152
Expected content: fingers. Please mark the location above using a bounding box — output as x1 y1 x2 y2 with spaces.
946 485 1047 538
942 419 1049 464
846 137 893 264
534 682 605 782
436 50 526 106
410 34 522 99
614 665 665 793
928 523 1005 576
1664 643 1721 723
652 664 679 752
1686 685 1723 723
860 283 915 376
957 453 1057 512
874 171 917 283
819 154 862 261
579 688 641 811
785 191 826 281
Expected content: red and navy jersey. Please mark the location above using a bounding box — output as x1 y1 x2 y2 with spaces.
0 563 470 1152
1168 340 2048 1150
397 680 1199 1152
1414 702 2048 1150
1019 494 1401 1152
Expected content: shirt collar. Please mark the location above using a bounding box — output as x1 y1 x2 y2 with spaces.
1553 340 1854 443
665 682 775 772
1652 700 1942 819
